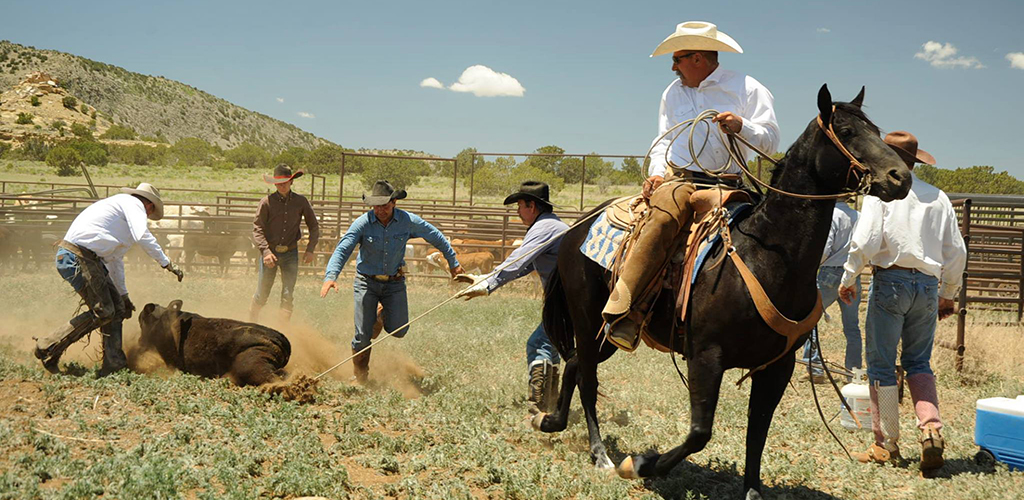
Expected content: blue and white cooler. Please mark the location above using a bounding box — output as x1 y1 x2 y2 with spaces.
975 395 1024 471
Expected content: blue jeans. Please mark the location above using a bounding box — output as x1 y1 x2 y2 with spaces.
352 274 409 351
802 266 862 374
526 323 560 366
253 249 299 310
56 247 87 292
865 269 939 387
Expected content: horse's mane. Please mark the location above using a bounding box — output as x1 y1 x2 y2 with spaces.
769 101 879 186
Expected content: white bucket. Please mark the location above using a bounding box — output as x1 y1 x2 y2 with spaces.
840 369 872 432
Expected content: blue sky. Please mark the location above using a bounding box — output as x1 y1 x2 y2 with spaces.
4 0 1023 175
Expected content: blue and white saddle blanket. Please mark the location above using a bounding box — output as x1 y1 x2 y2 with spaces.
581 202 754 284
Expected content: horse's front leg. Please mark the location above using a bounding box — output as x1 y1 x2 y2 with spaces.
742 352 795 500
617 346 724 478
532 355 578 433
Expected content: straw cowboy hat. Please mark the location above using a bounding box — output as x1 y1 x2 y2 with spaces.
363 180 408 206
503 181 553 210
651 21 743 57
120 182 164 220
884 131 936 165
263 164 305 184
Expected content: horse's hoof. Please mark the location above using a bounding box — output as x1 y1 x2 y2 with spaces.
616 456 640 479
530 413 546 431
595 453 614 470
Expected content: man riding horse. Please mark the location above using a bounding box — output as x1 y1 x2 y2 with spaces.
603 21 780 349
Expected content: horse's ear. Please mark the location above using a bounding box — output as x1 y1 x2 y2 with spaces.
851 86 865 108
817 84 833 123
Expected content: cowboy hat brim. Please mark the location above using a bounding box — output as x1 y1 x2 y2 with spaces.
503 192 553 209
120 187 164 220
363 190 407 206
651 31 743 57
263 170 304 184
888 144 936 165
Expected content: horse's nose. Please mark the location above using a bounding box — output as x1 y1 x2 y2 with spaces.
886 167 906 185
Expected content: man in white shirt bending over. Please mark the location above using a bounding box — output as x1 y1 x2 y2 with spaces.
34 183 184 376
603 21 779 348
839 132 967 472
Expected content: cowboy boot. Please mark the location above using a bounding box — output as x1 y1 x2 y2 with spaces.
853 383 901 464
278 307 293 325
526 361 549 415
248 299 263 323
97 321 127 378
352 347 371 384
34 311 99 373
907 373 944 471
542 363 560 412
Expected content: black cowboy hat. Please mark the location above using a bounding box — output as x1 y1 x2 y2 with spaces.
263 164 305 184
363 180 408 206
503 181 552 209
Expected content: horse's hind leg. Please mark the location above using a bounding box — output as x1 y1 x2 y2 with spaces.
742 355 795 500
532 355 578 433
617 348 725 478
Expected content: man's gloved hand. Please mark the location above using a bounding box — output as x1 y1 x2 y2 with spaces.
164 262 184 282
122 294 136 319
454 274 489 300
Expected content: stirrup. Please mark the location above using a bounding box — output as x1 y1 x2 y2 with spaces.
604 319 640 351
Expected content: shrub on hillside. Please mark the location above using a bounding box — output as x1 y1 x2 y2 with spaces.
225 142 270 169
15 112 33 125
11 138 51 161
471 158 565 198
0 142 9 159
50 120 67 135
70 123 92 139
99 124 137 140
80 104 89 114
358 156 430 191
62 96 77 109
306 144 345 174
29 95 40 106
169 137 217 166
46 146 81 176
65 139 108 166
273 147 309 170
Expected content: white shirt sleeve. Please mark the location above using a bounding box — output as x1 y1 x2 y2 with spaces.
939 200 968 299
842 197 884 288
106 257 128 296
648 87 673 178
124 199 170 267
139 229 171 267
738 79 781 157
822 214 838 265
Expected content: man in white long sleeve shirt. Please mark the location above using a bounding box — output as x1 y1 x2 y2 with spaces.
603 21 780 349
838 132 966 472
800 200 862 382
34 183 184 376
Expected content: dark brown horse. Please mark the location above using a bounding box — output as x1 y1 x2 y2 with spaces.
535 85 913 499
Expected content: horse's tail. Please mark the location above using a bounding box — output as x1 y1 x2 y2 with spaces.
543 267 575 360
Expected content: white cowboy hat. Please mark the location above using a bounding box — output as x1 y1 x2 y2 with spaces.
650 21 743 57
120 182 164 220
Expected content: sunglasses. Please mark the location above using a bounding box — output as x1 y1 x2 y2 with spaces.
672 53 699 64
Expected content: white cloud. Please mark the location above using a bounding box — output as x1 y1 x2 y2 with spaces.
419 77 444 89
816 28 830 33
297 111 315 119
447 65 525 97
276 97 284 103
914 41 985 69
1007 52 1024 70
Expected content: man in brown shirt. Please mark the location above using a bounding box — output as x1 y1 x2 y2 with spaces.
251 164 319 323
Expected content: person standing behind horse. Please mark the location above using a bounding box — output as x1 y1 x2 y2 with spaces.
800 199 862 383
603 21 780 348
251 164 320 324
320 180 465 383
458 181 569 414
34 183 184 376
839 131 966 472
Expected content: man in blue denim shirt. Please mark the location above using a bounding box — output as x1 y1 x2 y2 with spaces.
458 181 569 414
320 180 464 382
800 200 861 383
839 132 966 471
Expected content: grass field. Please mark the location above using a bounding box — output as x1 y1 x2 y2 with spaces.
1 266 1023 499
0 161 640 210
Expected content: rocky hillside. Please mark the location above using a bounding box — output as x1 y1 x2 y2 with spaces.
0 41 330 151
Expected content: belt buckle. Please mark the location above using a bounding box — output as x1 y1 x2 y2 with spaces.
274 245 289 253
